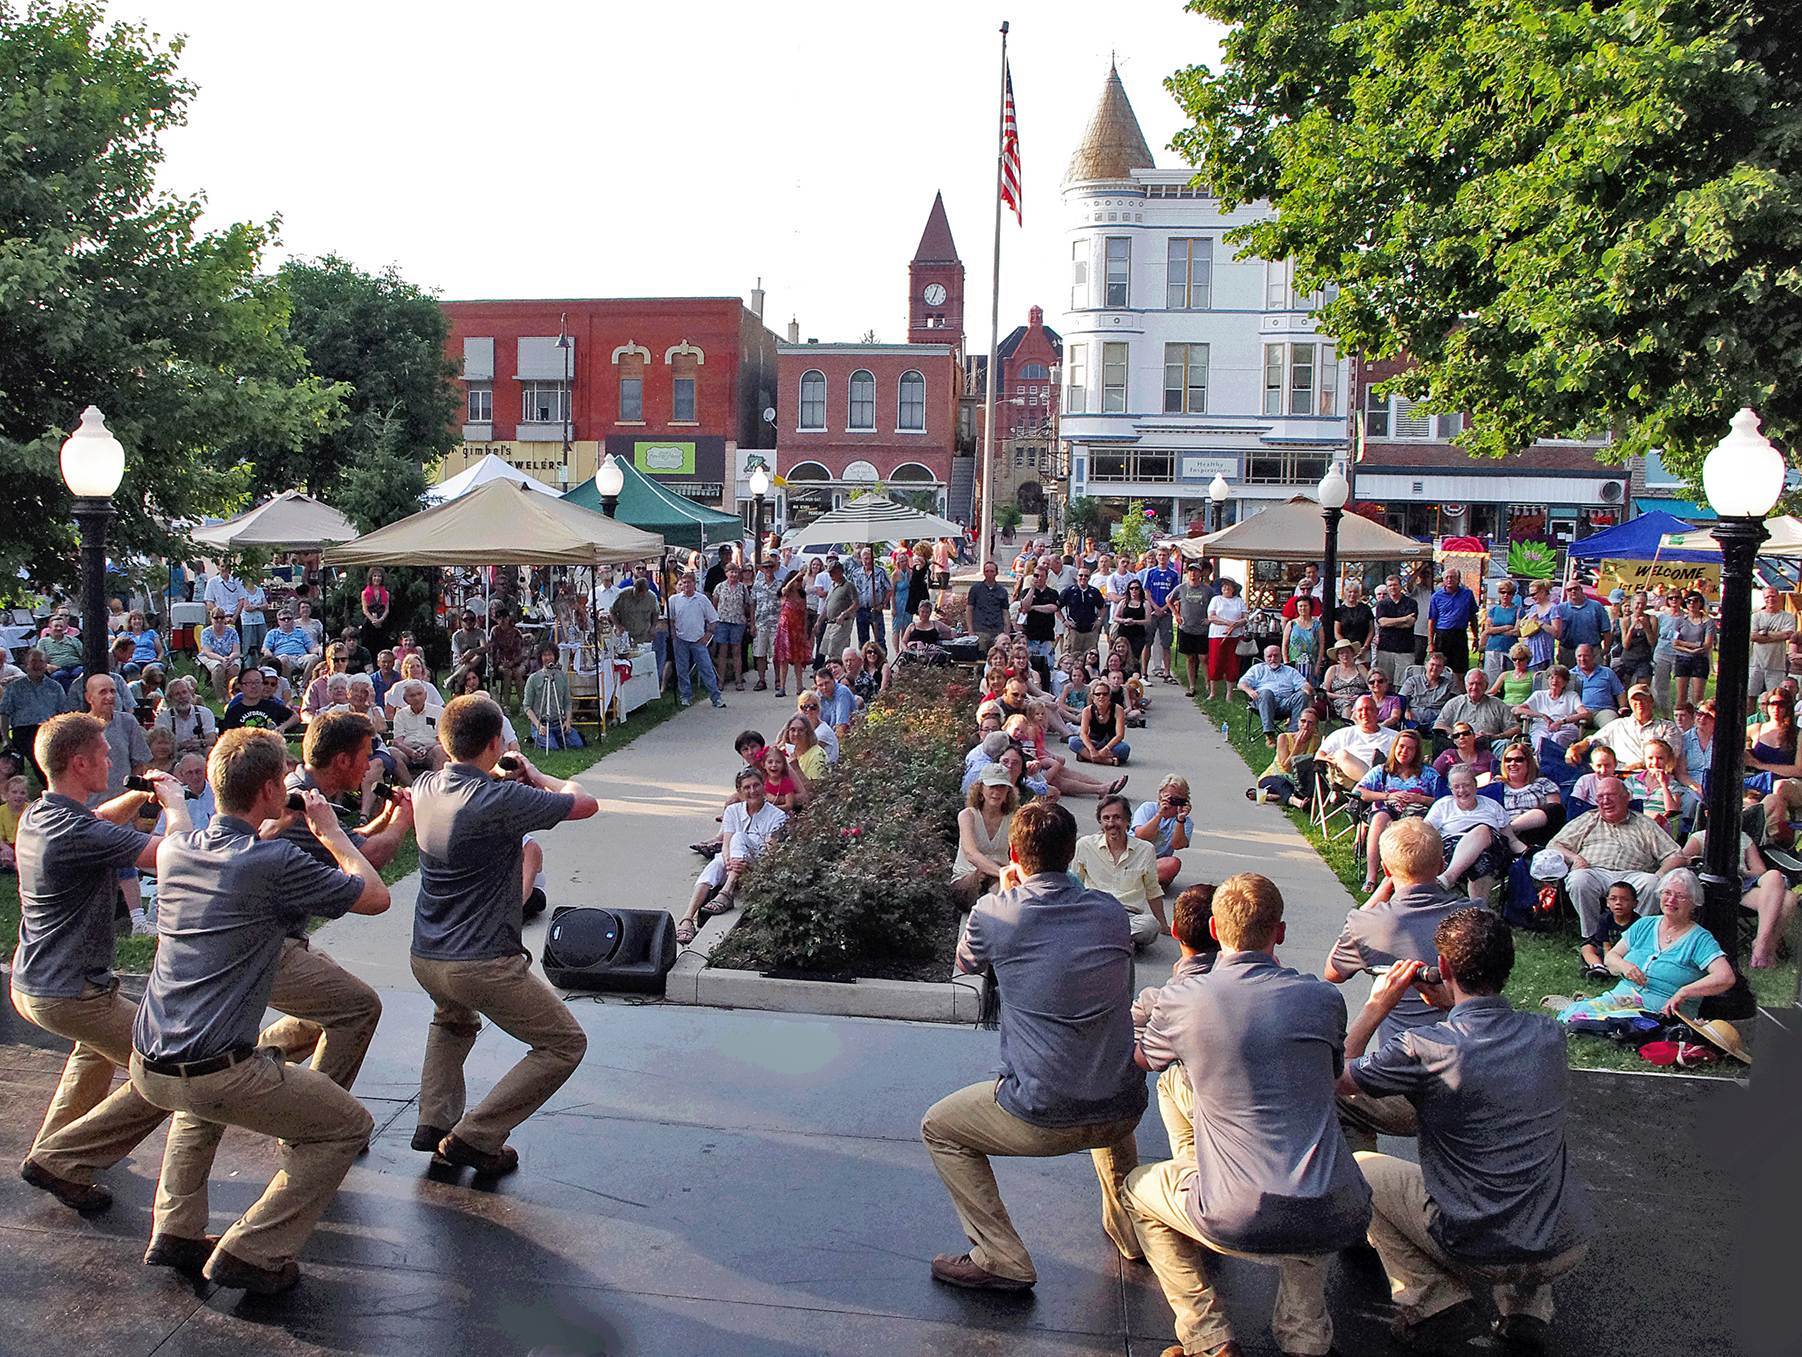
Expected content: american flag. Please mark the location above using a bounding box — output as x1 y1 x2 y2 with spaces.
1000 63 1022 226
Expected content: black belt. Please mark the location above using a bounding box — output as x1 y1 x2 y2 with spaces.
137 1045 259 1078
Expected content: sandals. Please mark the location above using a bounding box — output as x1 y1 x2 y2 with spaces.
1106 776 1129 796
690 840 722 858
700 889 736 917
676 918 698 944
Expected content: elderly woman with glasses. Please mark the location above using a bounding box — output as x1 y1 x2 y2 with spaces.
1424 763 1529 899
1551 867 1733 1021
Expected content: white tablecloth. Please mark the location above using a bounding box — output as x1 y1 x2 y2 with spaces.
568 646 657 724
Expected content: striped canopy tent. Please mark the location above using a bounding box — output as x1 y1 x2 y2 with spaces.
781 495 964 550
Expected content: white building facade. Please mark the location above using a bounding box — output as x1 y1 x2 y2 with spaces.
1058 67 1351 534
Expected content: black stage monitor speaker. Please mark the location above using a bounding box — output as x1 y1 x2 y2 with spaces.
542 906 677 994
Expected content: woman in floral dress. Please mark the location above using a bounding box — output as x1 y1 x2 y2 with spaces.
773 572 811 697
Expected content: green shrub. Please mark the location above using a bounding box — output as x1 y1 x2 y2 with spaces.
710 664 977 974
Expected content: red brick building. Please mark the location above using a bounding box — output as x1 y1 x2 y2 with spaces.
774 197 965 525
439 296 780 507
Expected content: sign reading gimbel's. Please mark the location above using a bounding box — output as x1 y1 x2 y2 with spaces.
607 434 725 483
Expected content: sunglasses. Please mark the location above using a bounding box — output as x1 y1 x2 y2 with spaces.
1454 729 1475 737
1502 756 1525 764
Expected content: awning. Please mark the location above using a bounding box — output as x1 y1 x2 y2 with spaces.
1634 496 1717 521
563 459 742 550
191 491 358 551
1171 495 1431 562
781 496 963 550
426 452 561 504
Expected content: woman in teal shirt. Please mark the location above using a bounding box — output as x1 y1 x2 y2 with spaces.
1283 595 1323 677
1558 868 1733 1020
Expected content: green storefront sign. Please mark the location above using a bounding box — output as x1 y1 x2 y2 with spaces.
632 440 696 476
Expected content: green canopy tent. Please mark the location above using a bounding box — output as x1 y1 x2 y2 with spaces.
563 459 742 549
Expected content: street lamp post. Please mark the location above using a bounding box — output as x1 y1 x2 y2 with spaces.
1208 473 1230 583
749 466 770 568
1699 408 1785 1019
595 453 625 519
555 315 573 484
1317 462 1350 668
60 406 126 680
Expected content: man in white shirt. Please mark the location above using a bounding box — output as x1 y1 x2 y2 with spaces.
202 566 250 631
1319 695 1400 782
1749 585 1795 706
390 682 446 774
667 571 725 709
153 677 218 755
1073 794 1166 947
677 768 786 943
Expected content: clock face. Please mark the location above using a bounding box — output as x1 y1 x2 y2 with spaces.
922 283 947 306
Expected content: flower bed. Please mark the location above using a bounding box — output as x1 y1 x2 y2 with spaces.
709 663 976 979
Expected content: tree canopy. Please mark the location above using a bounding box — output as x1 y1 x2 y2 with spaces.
0 1 345 591
1168 0 1802 482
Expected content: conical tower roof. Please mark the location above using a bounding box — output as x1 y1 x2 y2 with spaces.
1065 63 1155 184
913 191 960 264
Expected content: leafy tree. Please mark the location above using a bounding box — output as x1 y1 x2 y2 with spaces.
0 1 345 595
1064 496 1105 540
1168 0 1802 481
273 255 460 501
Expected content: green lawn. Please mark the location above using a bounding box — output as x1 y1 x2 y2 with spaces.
2 678 682 972
1195 690 1796 1075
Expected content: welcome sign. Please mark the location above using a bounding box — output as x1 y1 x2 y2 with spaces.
1596 558 1721 601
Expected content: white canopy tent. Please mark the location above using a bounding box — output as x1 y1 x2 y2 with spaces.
190 491 358 551
425 452 561 504
1659 516 1802 559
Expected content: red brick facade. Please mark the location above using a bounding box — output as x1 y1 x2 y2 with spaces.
776 344 960 500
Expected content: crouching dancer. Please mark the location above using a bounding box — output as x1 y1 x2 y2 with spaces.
128 728 390 1295
1339 908 1595 1353
1129 872 1371 1357
12 714 189 1213
408 694 599 1177
921 800 1147 1290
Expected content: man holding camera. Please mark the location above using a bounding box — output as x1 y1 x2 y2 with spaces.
11 714 188 1213
407 695 599 1177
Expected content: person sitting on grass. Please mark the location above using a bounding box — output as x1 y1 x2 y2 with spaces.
1578 880 1641 981
1129 883 1220 1163
1132 776 1192 890
677 768 786 945
0 772 27 871
1249 706 1322 808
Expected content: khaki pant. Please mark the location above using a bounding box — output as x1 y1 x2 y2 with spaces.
920 1079 1142 1283
1336 1088 1421 1154
1066 628 1101 663
131 1051 371 1269
1126 1159 1336 1355
11 983 171 1182
1375 651 1413 687
256 938 383 1088
410 952 587 1153
1156 1064 1194 1162
1358 1151 1587 1326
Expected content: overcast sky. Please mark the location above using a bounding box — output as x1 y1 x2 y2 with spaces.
125 0 1217 343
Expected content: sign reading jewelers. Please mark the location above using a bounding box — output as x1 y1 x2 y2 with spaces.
606 434 726 483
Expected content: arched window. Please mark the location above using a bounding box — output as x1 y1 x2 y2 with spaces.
889 462 936 484
786 461 832 482
670 352 698 423
1019 362 1049 381
798 370 826 430
848 370 876 430
897 370 926 431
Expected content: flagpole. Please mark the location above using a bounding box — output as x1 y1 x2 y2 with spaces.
978 20 1009 574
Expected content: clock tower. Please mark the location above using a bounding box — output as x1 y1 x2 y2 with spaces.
908 191 965 352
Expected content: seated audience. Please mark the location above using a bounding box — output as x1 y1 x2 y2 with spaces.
1237 644 1313 743
676 768 787 945
1547 778 1689 937
1132 776 1192 889
1549 868 1734 1023
1249 706 1322 807
952 765 1017 909
1432 723 1496 783
390 681 446 776
1355 730 1442 893
219 667 298 734
1424 764 1527 899
1320 694 1399 783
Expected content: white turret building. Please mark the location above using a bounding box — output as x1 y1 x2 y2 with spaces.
1058 65 1352 535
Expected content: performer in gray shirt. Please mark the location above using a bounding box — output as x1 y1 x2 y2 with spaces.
408 694 599 1179
1341 907 1596 1354
1129 872 1371 1357
1323 818 1467 1150
129 727 388 1295
921 801 1147 1291
10 713 187 1214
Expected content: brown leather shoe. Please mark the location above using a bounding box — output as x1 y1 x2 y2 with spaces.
434 1132 520 1177
203 1248 301 1295
410 1123 450 1152
20 1158 112 1214
144 1232 221 1275
928 1251 1033 1291
1392 1299 1479 1353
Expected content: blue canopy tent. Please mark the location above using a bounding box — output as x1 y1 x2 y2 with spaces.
1566 510 1715 563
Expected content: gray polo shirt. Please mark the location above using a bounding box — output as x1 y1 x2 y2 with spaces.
1140 950 1370 1255
410 763 575 962
1131 949 1217 1040
967 580 1012 633
134 815 363 1063
0 674 71 728
1350 996 1596 1265
277 768 368 938
94 709 151 802
12 793 149 998
1329 881 1468 1045
955 871 1148 1129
